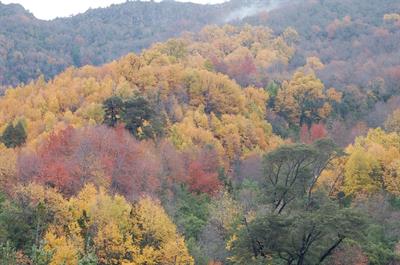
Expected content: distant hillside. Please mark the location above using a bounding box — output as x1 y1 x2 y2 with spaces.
241 0 400 128
1 0 400 97
0 0 227 87
0 0 295 88
246 0 400 91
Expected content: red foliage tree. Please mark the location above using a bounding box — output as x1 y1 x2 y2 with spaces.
158 140 186 187
185 147 221 195
17 126 224 198
310 123 327 141
17 126 162 198
226 55 257 86
186 161 220 195
300 123 327 144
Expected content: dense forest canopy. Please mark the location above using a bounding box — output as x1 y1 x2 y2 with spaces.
0 0 271 88
0 0 400 264
0 0 223 87
2 0 399 90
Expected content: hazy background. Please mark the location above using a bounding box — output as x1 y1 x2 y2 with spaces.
1 0 228 20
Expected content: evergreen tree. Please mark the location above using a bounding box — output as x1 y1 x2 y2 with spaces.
123 96 163 140
102 96 124 127
123 96 153 136
1 123 16 148
14 121 27 147
1 121 27 148
102 95 165 140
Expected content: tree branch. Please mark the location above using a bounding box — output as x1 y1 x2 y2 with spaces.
318 235 345 264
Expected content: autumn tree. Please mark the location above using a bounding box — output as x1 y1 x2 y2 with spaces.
343 148 382 196
0 183 194 264
0 144 17 190
384 13 400 23
185 146 222 195
41 184 194 265
300 123 328 144
224 47 257 86
275 71 340 127
17 126 162 197
0 25 280 167
343 128 400 197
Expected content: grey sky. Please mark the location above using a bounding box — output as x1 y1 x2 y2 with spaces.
2 0 228 20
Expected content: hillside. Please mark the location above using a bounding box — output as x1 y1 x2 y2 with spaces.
247 0 400 93
1 0 399 129
241 0 400 137
1 23 400 264
0 0 225 87
0 0 280 88
1 1 400 264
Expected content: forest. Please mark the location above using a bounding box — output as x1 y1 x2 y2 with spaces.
0 0 400 264
0 0 255 88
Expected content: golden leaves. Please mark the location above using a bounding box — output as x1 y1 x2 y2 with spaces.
38 184 194 265
344 129 400 196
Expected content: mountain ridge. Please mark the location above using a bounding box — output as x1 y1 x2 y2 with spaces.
0 0 227 87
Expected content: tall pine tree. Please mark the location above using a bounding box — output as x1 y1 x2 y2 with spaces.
1 121 27 148
102 96 124 127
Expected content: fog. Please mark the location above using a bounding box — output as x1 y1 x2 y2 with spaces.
224 0 290 22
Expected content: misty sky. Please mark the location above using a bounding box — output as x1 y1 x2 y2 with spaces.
2 0 228 20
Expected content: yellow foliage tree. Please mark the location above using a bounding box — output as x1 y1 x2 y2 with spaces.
0 144 17 189
384 13 400 22
343 129 400 196
275 71 337 126
40 184 194 265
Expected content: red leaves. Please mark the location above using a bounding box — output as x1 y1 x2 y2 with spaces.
226 55 257 86
18 126 161 197
17 126 223 197
310 123 328 140
185 147 222 195
187 161 220 195
300 123 327 144
40 161 73 189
